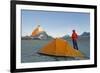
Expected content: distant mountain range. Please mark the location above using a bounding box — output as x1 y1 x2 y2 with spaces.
62 32 90 39
22 24 90 40
22 25 53 40
80 32 90 37
22 31 53 40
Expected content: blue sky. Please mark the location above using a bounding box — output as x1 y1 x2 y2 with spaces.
21 10 90 37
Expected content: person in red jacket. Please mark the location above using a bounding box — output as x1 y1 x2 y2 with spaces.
71 30 78 50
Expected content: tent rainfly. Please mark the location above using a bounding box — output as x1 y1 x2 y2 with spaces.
39 38 84 58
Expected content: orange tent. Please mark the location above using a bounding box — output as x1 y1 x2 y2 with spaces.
39 38 84 58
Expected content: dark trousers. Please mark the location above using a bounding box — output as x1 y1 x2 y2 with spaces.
72 39 78 50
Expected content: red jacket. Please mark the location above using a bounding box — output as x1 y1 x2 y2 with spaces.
71 32 78 40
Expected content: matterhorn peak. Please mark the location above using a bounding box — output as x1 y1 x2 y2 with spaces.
31 25 44 37
36 25 44 32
